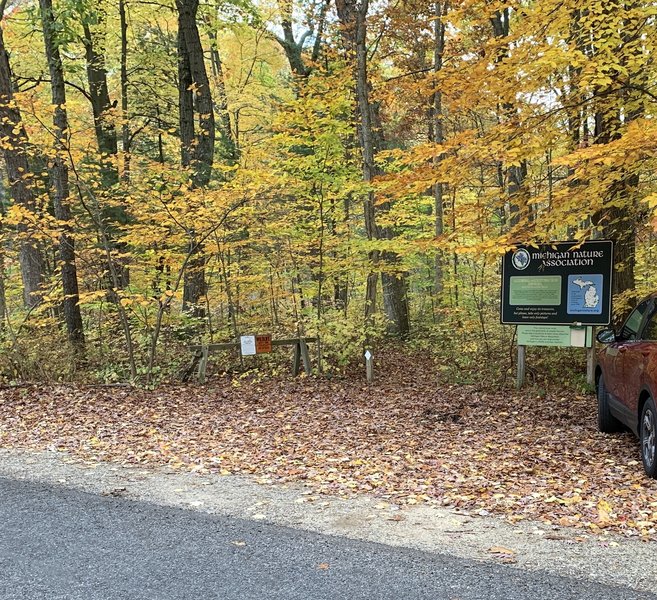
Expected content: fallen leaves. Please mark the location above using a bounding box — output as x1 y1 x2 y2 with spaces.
596 499 614 527
1 350 657 538
488 546 517 563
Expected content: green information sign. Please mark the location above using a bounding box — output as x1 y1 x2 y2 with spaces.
501 240 613 325
509 276 561 306
517 325 593 347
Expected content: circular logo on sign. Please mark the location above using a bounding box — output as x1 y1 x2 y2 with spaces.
511 248 530 270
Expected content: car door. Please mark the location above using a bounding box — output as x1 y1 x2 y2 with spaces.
603 299 651 402
623 301 657 422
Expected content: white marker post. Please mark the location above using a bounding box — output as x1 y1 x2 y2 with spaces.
587 327 597 387
364 350 373 383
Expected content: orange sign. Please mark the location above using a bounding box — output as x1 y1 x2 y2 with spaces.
255 334 272 354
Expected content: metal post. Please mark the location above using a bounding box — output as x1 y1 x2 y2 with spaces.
516 344 526 389
586 327 597 387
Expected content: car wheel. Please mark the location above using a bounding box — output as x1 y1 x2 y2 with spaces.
640 398 657 479
597 374 621 433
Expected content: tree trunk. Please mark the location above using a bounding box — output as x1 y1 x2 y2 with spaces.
590 1 642 320
119 0 130 181
0 25 45 308
82 20 118 180
208 29 238 163
593 107 637 316
176 0 215 188
82 8 130 289
335 0 410 337
176 0 216 319
490 8 527 230
432 0 446 298
274 0 329 79
39 0 85 347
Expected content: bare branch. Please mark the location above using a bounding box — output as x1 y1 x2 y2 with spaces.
15 75 91 101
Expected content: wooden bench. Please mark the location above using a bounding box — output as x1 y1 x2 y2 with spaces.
185 337 317 383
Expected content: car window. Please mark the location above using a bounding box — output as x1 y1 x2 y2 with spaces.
620 300 651 341
642 308 657 341
643 316 657 341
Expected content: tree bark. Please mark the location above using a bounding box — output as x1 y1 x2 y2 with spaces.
81 19 118 177
490 8 527 230
0 25 45 308
82 5 130 289
335 0 410 337
176 0 216 319
208 29 238 163
119 0 130 181
176 0 215 188
590 0 642 319
39 0 85 347
432 0 447 298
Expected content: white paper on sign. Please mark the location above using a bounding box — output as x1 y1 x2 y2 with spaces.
570 328 586 348
240 335 257 356
364 350 373 360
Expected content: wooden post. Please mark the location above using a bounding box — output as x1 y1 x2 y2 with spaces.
299 338 312 375
586 327 596 387
365 350 373 383
316 338 323 374
198 344 209 384
196 348 203 382
292 342 301 376
516 344 526 389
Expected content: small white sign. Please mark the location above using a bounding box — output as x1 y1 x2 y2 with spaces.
364 350 373 361
240 335 256 356
570 327 587 348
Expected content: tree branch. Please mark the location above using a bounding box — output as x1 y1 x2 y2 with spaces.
15 75 91 101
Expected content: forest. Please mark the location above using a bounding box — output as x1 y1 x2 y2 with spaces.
0 0 654 384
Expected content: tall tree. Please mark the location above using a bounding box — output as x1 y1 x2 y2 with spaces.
431 0 447 299
588 0 645 313
81 6 118 183
335 0 410 337
39 0 85 346
119 0 130 179
176 0 215 319
490 6 528 229
208 26 238 163
0 19 45 308
79 0 132 289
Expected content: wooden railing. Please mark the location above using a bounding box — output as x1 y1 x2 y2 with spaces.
185 338 318 383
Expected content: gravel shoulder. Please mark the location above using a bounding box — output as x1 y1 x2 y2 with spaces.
0 447 655 595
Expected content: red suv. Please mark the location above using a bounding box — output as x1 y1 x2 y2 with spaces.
596 293 657 478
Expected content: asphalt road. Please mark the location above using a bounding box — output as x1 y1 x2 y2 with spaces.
0 477 654 600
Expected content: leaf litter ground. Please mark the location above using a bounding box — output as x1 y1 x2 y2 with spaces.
1 351 656 539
